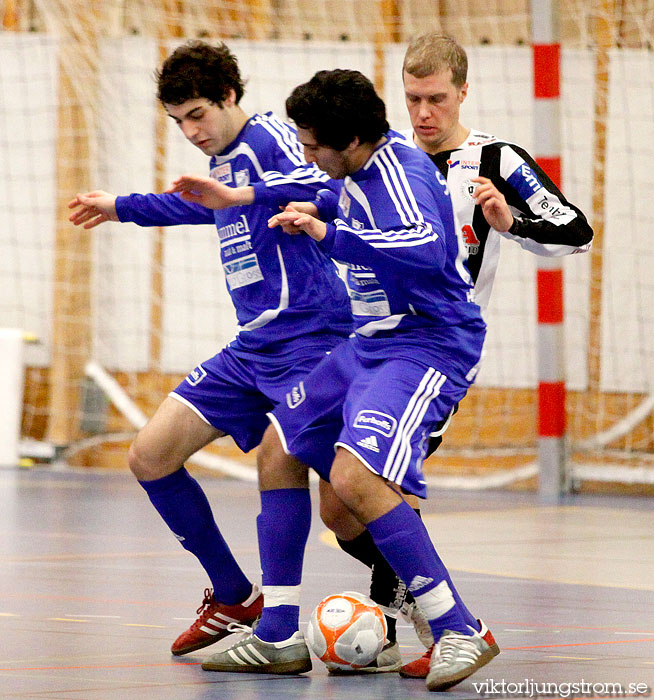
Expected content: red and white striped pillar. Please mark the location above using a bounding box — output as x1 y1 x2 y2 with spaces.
532 1 569 501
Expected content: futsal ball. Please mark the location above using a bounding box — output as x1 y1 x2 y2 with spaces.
306 591 387 670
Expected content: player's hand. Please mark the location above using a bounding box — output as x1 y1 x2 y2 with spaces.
271 203 320 234
68 190 119 229
268 205 327 241
166 174 254 209
285 201 319 217
471 177 514 232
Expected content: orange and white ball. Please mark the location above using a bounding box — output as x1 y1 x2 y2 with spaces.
306 591 387 671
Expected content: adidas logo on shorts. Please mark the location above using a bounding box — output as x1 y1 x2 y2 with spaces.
357 435 380 453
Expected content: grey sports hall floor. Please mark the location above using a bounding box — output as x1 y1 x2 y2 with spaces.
1 466 653 700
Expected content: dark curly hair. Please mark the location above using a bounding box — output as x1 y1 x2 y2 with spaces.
156 40 245 106
286 69 389 151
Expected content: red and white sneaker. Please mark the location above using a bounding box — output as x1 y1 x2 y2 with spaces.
399 618 499 679
171 584 263 656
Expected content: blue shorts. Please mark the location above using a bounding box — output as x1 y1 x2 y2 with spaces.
171 338 343 453
269 340 476 498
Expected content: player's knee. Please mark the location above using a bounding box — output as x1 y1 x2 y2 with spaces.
329 453 362 504
127 437 163 481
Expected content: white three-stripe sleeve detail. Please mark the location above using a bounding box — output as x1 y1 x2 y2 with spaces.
265 117 304 161
380 147 426 225
251 115 304 166
375 155 412 228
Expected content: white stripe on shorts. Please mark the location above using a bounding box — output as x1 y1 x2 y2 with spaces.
383 368 447 485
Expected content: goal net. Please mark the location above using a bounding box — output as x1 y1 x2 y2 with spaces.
1 0 653 491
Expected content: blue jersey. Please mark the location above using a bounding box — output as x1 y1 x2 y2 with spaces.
269 131 485 371
114 112 352 354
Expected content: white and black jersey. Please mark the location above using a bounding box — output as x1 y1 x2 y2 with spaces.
402 129 593 313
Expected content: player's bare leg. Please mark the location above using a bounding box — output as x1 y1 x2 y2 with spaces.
128 396 222 480
130 397 261 655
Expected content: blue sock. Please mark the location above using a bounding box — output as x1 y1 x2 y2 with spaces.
366 500 474 638
415 513 480 634
255 488 311 642
139 467 251 605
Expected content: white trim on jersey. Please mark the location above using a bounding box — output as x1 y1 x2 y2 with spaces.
261 164 330 187
374 146 427 229
338 142 439 249
376 152 419 228
388 133 418 149
355 313 407 337
382 146 428 226
250 114 305 166
219 234 250 249
344 226 436 248
238 244 289 332
344 179 377 228
384 367 447 485
213 141 266 177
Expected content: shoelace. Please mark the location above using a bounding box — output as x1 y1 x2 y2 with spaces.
226 622 253 634
195 587 214 616
222 622 256 651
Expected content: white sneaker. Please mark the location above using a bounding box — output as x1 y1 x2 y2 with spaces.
426 628 497 691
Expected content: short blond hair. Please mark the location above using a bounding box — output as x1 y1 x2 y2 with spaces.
402 32 468 88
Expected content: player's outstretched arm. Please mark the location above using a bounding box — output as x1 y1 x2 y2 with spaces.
166 174 254 209
68 190 119 229
268 206 326 241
